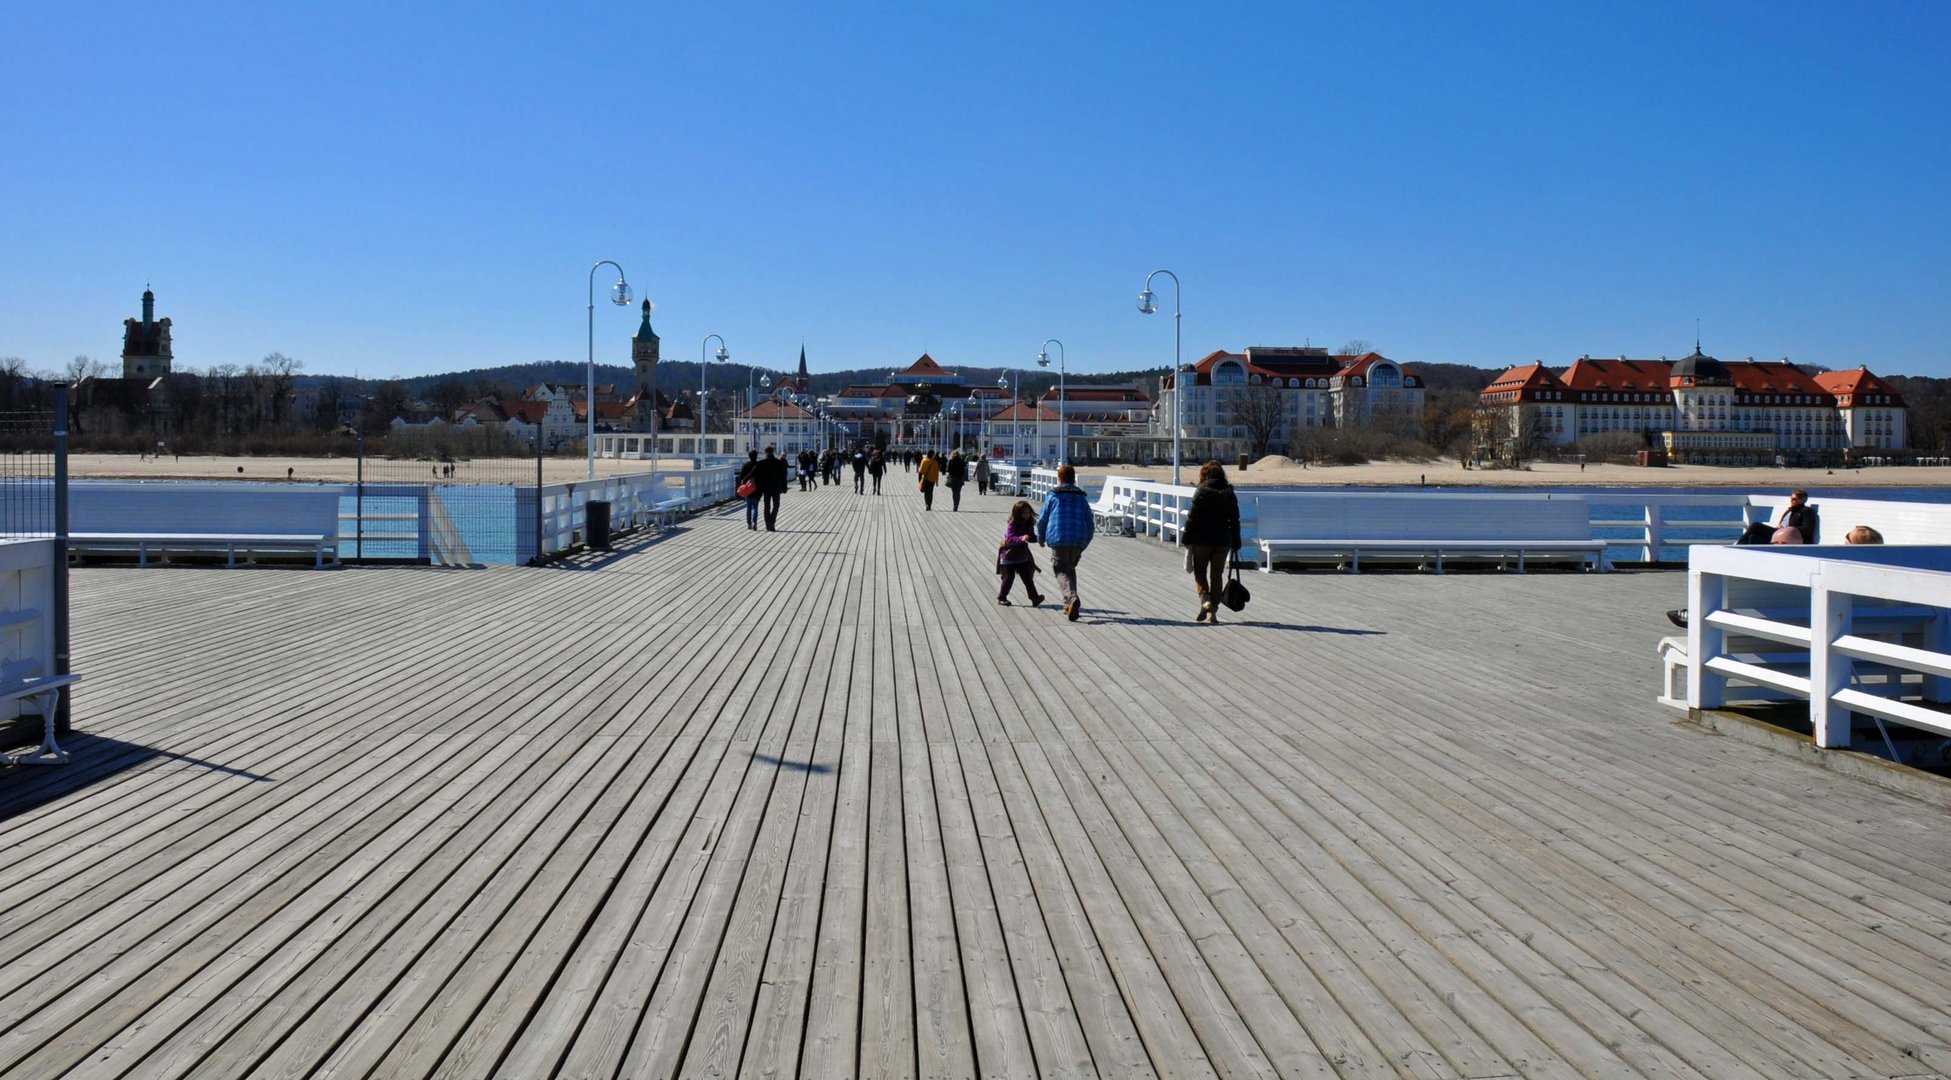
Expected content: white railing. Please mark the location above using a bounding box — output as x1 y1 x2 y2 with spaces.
1586 493 1748 563
535 466 739 559
1689 544 1951 748
1102 476 1198 545
991 463 1022 495
1027 468 1059 502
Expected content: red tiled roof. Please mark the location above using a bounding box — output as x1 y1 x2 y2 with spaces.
1813 367 1905 406
1559 358 1673 392
988 402 1060 421
1482 363 1566 395
1725 361 1829 396
745 401 817 420
893 353 951 377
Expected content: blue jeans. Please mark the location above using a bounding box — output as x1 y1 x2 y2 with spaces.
745 494 760 527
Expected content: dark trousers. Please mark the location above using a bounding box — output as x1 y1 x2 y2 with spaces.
871 471 883 493
998 562 1040 602
921 481 935 509
853 469 865 493
1051 545 1083 605
1188 544 1228 605
745 494 761 528
763 492 782 530
948 484 963 511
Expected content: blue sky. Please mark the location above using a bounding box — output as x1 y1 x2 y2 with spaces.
4 1 1947 380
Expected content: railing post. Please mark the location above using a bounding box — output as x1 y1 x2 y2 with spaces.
1644 502 1663 563
52 386 69 735
1809 577 1852 748
533 441 543 564
1689 568 1726 710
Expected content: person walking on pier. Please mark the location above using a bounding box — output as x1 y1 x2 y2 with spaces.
996 500 1045 606
851 448 868 493
1038 464 1094 622
758 445 789 531
917 450 941 510
974 455 991 496
737 449 762 530
868 448 886 494
944 450 968 511
1182 459 1242 624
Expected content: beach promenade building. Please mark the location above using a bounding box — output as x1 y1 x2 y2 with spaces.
818 354 1007 448
1480 349 1908 465
1156 346 1426 458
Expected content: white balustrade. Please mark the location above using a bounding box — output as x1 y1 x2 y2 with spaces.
1688 544 1951 748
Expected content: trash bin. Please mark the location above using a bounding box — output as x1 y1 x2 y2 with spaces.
1239 452 1250 471
586 500 611 550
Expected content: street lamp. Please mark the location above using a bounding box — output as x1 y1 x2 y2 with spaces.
1138 269 1182 485
1038 339 1066 466
747 371 771 452
586 261 633 479
701 334 729 458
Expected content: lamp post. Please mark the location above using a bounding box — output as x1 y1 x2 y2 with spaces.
1138 269 1182 485
586 261 633 479
747 372 771 453
701 334 729 458
995 373 1013 461
1038 339 1066 466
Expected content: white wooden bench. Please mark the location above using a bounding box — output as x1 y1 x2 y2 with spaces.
1668 545 1951 758
0 539 78 765
641 496 690 531
1089 485 1134 536
1253 494 1610 573
69 532 336 568
70 484 342 568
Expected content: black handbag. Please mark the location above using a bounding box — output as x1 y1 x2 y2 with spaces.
1220 560 1250 612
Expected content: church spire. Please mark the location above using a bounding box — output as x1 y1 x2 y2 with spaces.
797 343 808 383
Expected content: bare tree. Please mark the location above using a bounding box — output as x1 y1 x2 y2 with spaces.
207 364 241 434
65 355 104 383
262 352 303 426
1224 383 1287 457
1338 339 1375 357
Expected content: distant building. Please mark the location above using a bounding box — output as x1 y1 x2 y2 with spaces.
1478 348 1908 464
122 289 173 379
628 300 660 433
74 288 175 438
779 354 1008 448
1157 347 1425 456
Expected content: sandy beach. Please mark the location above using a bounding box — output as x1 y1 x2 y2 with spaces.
1097 457 1951 491
64 452 1950 491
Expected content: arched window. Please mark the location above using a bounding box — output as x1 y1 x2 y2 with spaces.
1213 361 1247 386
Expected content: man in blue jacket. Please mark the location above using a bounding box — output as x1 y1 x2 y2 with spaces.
1037 464 1095 621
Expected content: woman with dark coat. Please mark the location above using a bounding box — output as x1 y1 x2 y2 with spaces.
1180 459 1242 623
944 451 969 511
736 449 762 530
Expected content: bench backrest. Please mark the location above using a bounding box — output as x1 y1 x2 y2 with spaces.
0 539 56 719
1253 493 1592 542
1747 494 1949 546
71 483 341 538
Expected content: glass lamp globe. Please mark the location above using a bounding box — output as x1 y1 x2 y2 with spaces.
715 345 730 363
611 281 634 307
1138 288 1157 315
1037 351 1050 368
760 374 771 388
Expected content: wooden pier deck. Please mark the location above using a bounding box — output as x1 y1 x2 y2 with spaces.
3 482 1949 1079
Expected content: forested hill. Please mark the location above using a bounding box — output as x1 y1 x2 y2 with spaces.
296 359 1512 400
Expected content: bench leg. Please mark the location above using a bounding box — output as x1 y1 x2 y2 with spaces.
9 689 69 766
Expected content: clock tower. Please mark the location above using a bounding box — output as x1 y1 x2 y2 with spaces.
631 299 660 433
